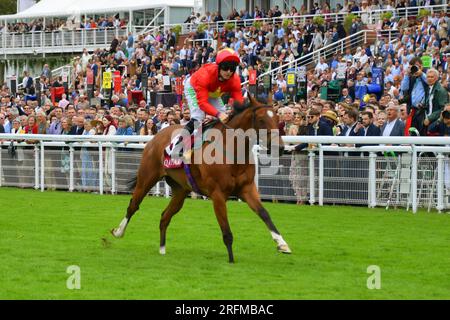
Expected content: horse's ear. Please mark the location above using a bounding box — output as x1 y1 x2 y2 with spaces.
247 93 259 107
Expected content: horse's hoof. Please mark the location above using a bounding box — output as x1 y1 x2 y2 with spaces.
277 244 292 254
159 246 166 255
111 228 123 238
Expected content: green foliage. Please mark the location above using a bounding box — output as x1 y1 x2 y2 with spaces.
1 188 450 299
224 22 235 31
313 16 325 26
0 0 17 15
252 20 263 30
344 13 357 35
418 9 431 19
172 25 182 37
282 18 293 30
196 23 207 33
381 12 393 21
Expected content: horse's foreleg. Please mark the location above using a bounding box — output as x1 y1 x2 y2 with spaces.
240 183 291 254
111 172 160 238
159 188 188 255
211 193 234 263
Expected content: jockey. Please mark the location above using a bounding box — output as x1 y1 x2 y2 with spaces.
171 48 244 159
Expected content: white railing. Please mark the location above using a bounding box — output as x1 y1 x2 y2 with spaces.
0 134 449 213
0 27 129 56
242 29 371 87
161 4 448 35
0 4 445 56
241 28 402 88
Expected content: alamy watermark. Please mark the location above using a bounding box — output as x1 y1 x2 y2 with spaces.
169 126 283 175
366 265 381 290
66 265 81 290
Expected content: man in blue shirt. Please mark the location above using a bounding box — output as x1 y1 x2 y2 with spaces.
400 57 428 135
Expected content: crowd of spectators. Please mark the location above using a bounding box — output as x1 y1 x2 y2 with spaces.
0 1 449 140
0 15 128 33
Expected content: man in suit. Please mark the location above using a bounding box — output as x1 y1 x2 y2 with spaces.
354 111 381 139
69 116 85 135
294 108 333 151
339 108 359 138
349 110 380 201
381 104 405 137
134 108 149 134
423 68 449 130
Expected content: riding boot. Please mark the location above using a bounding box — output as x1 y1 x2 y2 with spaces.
173 119 197 159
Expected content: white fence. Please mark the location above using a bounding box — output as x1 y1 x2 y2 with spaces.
0 28 129 56
0 134 449 213
0 4 446 57
162 4 448 35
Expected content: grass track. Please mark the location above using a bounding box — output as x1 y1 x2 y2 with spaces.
1 187 450 299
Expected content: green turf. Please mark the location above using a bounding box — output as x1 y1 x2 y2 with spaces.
0 187 449 299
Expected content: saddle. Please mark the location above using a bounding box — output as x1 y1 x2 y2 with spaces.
163 119 219 169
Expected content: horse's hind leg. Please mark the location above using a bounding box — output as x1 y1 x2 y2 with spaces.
159 178 188 255
239 183 291 254
111 169 161 238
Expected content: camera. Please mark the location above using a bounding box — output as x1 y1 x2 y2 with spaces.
358 116 363 123
410 65 419 75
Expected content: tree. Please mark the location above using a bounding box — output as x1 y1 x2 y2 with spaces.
0 0 17 15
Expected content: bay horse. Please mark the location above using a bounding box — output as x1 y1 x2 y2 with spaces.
111 95 291 262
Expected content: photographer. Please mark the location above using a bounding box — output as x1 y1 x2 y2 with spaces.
400 57 428 135
353 111 381 139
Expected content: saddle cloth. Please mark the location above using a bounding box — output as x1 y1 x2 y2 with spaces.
163 119 219 169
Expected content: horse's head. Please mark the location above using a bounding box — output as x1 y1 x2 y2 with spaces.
229 94 284 156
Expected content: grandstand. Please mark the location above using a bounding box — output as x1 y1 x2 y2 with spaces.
0 0 194 82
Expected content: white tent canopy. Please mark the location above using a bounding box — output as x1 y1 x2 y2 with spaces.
2 0 194 19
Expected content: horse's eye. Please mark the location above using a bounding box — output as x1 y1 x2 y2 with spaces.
258 118 267 128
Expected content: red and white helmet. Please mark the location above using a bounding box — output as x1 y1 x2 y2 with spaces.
216 48 241 65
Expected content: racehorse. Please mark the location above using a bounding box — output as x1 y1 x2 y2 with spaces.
111 95 291 262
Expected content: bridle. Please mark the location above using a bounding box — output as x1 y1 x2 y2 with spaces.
221 105 272 142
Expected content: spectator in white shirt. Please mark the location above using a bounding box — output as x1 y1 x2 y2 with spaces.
381 104 405 137
315 57 329 75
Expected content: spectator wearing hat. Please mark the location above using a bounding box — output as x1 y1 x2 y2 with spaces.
321 110 339 135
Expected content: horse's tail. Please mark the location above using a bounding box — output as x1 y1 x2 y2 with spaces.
126 175 138 191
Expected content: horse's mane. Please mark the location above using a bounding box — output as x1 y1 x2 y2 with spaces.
228 94 272 123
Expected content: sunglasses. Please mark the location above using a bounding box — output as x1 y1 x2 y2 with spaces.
307 115 315 119
219 62 238 72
